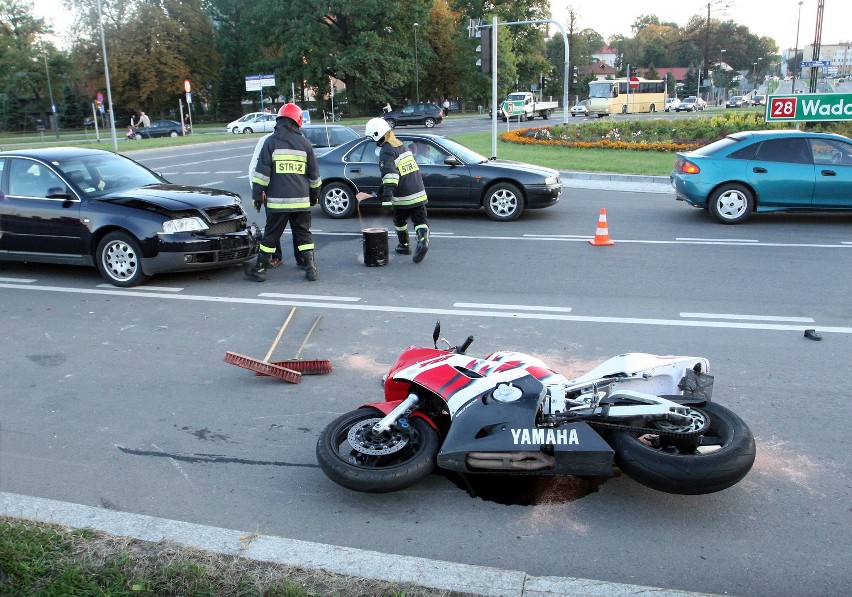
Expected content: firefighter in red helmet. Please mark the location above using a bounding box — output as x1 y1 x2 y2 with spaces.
246 103 322 282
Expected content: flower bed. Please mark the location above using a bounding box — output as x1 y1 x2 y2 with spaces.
500 112 852 152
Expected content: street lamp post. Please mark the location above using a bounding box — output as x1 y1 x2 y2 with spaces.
43 55 58 139
792 0 804 93
413 22 420 103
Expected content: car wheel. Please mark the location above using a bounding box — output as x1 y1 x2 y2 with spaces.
96 232 150 287
320 182 357 219
571 113 577 117
708 183 754 224
170 131 178 138
244 127 253 134
520 113 527 122
424 117 436 128
134 133 143 140
650 104 656 113
231 127 240 134
621 105 628 114
385 119 396 129
542 110 550 119
483 182 524 222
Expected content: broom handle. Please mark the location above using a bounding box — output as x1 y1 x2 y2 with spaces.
263 307 296 363
293 314 322 359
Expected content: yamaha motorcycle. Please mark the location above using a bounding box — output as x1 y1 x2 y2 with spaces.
317 322 755 495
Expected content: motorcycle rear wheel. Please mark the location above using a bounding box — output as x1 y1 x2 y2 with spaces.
316 408 440 493
610 402 755 495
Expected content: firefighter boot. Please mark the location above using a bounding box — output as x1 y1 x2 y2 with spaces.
413 227 429 264
244 252 270 282
303 249 318 281
395 230 411 255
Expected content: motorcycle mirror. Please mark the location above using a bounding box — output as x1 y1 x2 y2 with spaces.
432 320 441 348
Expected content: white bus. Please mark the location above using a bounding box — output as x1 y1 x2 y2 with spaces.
586 78 667 117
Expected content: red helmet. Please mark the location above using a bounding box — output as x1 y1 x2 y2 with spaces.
277 103 303 126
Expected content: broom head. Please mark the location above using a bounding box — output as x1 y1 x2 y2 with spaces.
224 351 301 383
256 359 333 376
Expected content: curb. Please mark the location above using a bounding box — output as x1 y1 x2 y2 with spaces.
2 491 722 597
560 171 670 186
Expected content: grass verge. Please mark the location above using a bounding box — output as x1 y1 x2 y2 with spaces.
0 516 473 596
449 131 676 176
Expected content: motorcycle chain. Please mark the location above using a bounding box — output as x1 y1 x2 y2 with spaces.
585 417 710 439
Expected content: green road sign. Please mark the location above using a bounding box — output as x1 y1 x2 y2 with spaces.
766 93 852 122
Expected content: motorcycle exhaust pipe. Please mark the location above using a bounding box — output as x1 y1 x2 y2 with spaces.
466 451 556 471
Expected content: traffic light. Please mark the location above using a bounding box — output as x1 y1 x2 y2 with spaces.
477 27 492 73
572 66 578 83
540 75 548 88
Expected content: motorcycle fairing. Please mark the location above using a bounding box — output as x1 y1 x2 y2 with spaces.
436 373 614 476
391 351 570 417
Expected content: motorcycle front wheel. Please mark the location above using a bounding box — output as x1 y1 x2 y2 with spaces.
609 401 755 495
316 408 440 493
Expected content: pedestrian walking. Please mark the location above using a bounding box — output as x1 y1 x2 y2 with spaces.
137 111 150 128
363 117 429 263
245 103 322 282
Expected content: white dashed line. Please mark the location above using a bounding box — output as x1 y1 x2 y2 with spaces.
454 302 572 313
680 312 815 323
97 284 184 292
259 293 360 302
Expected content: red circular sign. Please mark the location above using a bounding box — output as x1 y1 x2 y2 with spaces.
184 79 191 93
629 77 639 89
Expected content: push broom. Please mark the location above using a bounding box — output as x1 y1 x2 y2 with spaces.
258 314 333 376
224 307 302 383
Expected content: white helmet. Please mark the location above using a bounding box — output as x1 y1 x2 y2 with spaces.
365 117 391 142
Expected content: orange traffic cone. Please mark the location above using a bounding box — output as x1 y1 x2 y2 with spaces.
589 208 615 246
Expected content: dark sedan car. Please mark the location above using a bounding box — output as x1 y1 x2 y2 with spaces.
316 133 562 221
381 103 443 129
132 119 185 140
671 130 852 224
0 148 259 286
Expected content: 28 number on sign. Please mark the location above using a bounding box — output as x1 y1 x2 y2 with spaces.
770 97 796 119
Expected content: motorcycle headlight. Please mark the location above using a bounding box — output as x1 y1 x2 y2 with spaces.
162 217 209 234
544 176 559 186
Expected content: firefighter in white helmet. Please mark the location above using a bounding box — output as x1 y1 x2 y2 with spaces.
364 117 429 263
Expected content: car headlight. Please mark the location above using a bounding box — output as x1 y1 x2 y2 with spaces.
544 176 559 186
161 217 209 234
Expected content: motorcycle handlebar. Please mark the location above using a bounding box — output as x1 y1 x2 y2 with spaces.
457 335 474 355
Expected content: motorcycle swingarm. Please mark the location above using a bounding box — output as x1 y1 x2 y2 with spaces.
590 390 698 421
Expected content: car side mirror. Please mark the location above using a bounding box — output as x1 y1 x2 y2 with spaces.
444 156 461 166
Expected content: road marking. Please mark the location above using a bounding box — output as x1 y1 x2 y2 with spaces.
454 302 572 313
259 293 360 302
183 171 210 175
218 171 243 174
680 312 815 323
524 234 592 239
676 237 759 243
198 181 225 187
306 231 851 249
97 284 183 292
2 282 851 335
0 277 36 283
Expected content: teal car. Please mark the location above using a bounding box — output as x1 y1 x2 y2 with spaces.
671 130 852 224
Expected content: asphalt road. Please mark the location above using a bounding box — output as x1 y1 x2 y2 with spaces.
1 137 850 597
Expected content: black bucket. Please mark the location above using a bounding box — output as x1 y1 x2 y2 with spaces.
362 228 388 267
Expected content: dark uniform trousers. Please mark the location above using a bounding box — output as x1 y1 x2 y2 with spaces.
261 210 313 256
392 203 428 232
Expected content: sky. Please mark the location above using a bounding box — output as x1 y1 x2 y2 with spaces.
32 0 852 54
547 0 851 52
